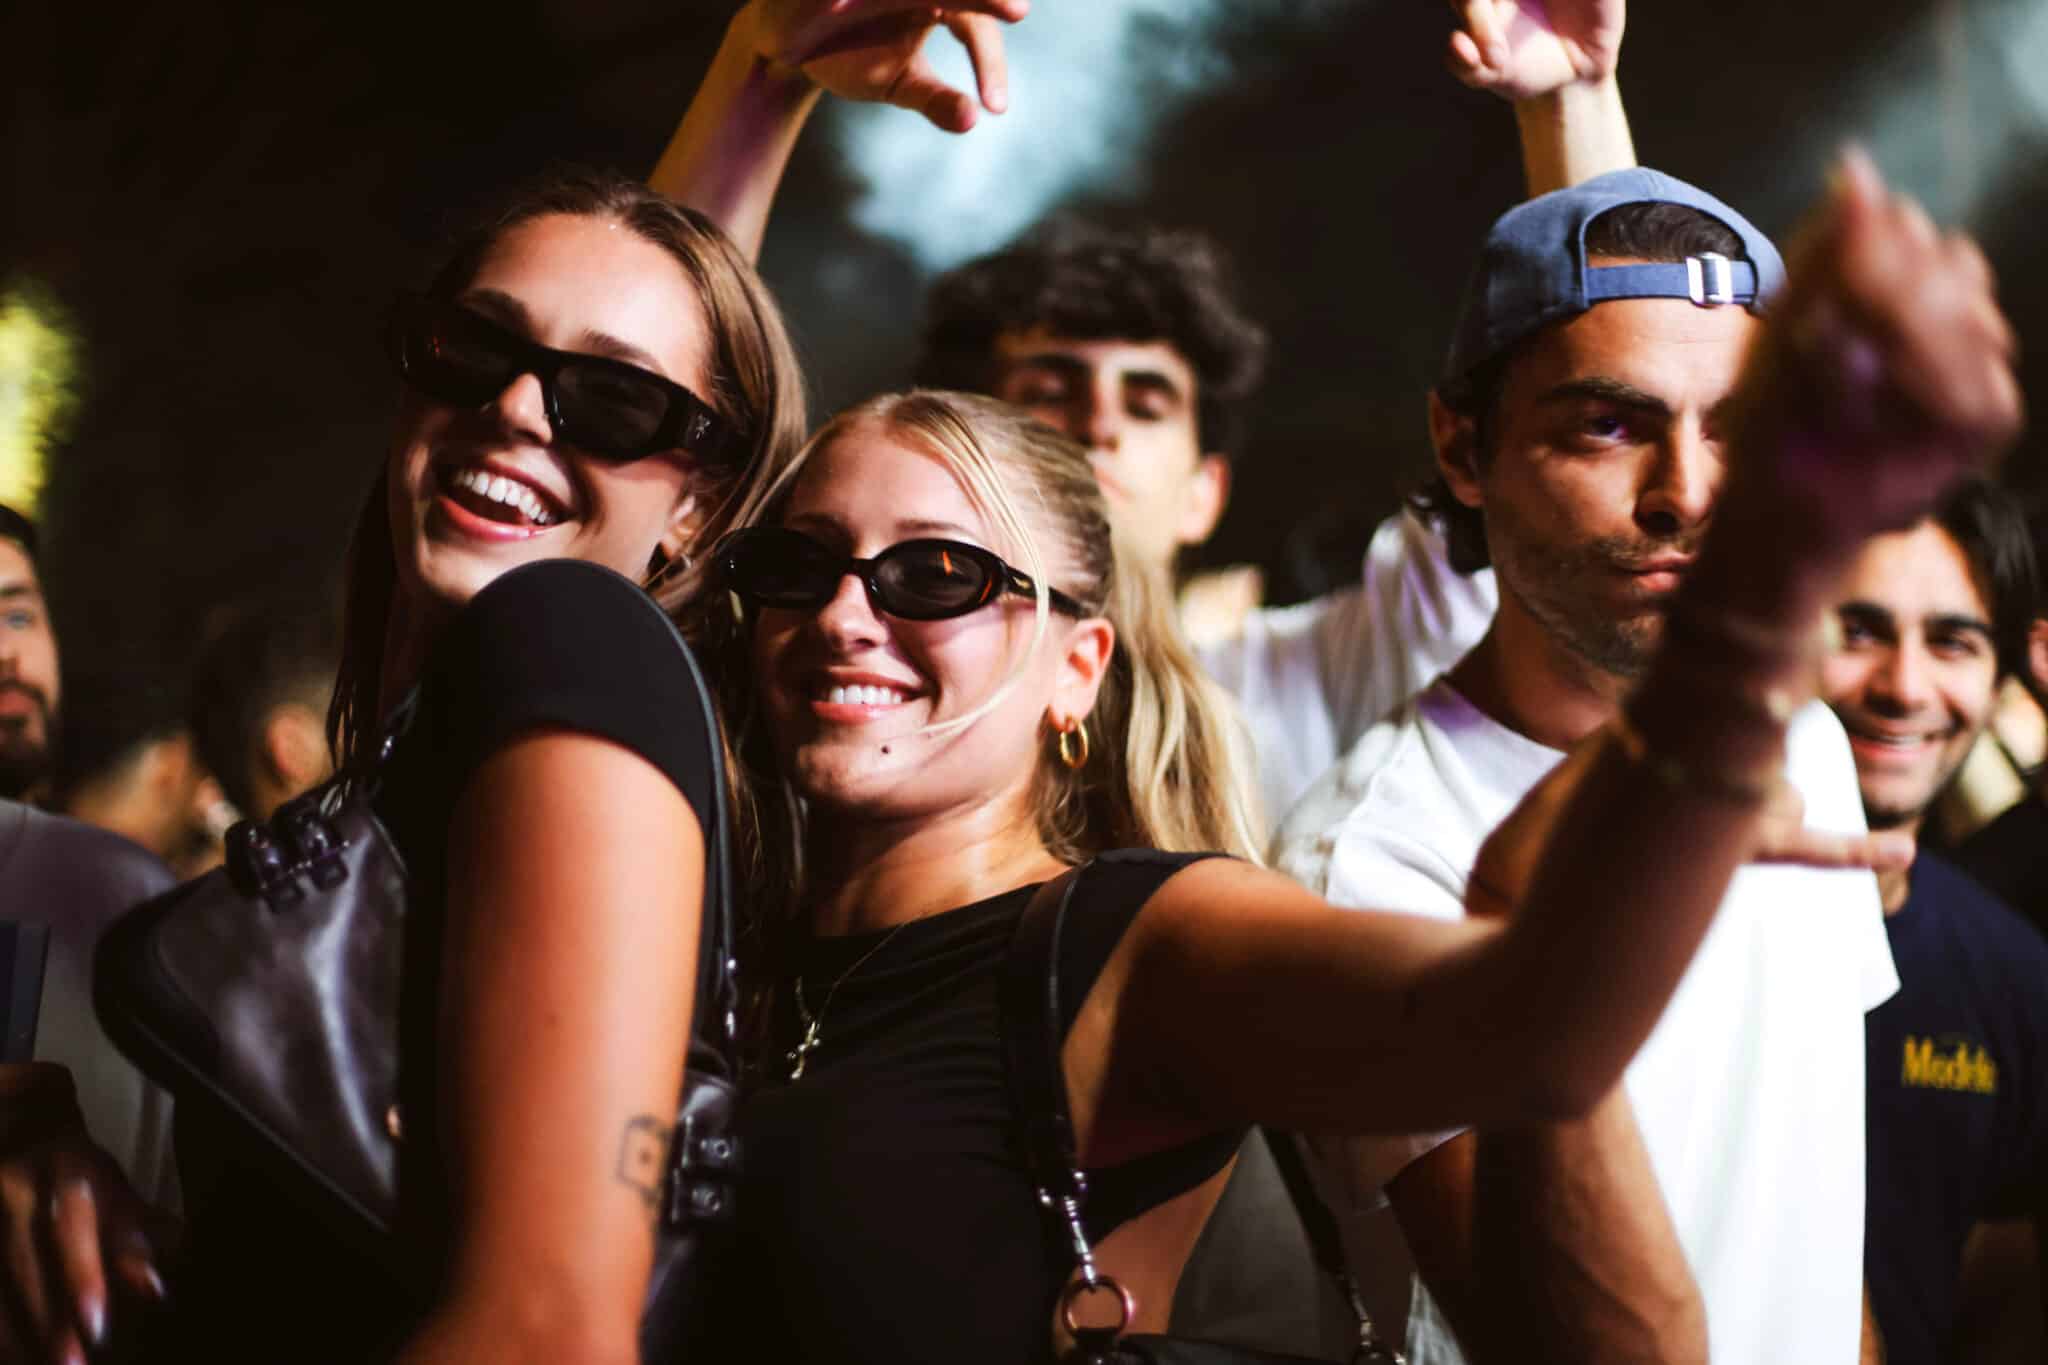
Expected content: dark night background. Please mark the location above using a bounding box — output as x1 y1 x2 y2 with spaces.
5 0 2044 761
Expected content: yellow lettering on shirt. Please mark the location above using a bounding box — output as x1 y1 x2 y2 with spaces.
1900 1036 1998 1095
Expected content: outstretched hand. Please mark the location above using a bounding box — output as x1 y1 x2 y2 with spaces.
736 0 1029 133
1468 728 1914 917
1447 0 1625 102
1725 149 2023 554
1749 779 1916 872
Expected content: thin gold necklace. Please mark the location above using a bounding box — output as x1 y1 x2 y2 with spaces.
785 918 916 1081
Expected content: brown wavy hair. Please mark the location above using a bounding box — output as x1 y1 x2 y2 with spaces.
326 166 808 768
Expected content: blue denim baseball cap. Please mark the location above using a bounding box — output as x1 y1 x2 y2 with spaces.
1443 167 1785 385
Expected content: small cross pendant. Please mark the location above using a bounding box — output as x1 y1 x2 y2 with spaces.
787 1019 822 1080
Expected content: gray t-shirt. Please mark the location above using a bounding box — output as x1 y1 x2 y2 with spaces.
0 800 179 1208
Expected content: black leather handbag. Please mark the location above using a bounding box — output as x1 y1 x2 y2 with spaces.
999 867 1404 1365
94 610 742 1359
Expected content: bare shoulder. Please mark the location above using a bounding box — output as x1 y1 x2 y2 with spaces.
1137 855 1320 914
1125 856 1358 956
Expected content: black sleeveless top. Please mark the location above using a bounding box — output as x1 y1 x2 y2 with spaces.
165 560 716 1361
705 849 1241 1364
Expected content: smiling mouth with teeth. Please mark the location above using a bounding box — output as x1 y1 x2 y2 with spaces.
1844 722 1948 752
440 465 563 528
823 684 909 707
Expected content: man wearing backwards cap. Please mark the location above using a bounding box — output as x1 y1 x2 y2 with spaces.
1274 163 1924 1362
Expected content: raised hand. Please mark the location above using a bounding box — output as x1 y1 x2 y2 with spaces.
1727 150 2024 554
736 0 1029 133
1447 0 1625 102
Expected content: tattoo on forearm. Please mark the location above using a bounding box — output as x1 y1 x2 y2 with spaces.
616 1115 673 1212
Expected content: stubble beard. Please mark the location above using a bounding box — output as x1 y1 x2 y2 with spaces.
1859 734 1976 835
1491 526 1667 685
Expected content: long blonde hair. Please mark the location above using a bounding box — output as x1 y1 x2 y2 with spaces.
714 390 1262 943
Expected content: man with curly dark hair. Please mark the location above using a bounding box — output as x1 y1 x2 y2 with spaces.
911 219 1265 572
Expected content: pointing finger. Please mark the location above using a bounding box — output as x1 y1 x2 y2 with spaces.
947 11 1011 114
1756 827 1916 871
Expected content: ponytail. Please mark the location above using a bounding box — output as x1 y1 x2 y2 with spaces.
1042 518 1262 863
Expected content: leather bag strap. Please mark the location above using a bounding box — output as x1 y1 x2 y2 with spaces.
660 611 739 1061
998 865 1141 1354
1262 1127 1404 1362
999 867 1087 1196
1260 1129 1346 1284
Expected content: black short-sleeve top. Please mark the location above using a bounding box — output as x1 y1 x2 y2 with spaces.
170 559 716 1361
378 559 716 1243
705 848 1241 1365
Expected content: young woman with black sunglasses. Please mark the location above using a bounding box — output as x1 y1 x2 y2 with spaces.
691 259 2015 1361
0 170 810 1364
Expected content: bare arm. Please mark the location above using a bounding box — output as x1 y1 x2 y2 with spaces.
648 10 821 261
1468 1100 1704 1362
1447 0 1635 194
393 732 704 1365
1072 155 2020 1151
1515 76 1634 195
1379 1108 1703 1365
1862 1281 1886 1364
649 0 1024 261
1947 1218 2044 1362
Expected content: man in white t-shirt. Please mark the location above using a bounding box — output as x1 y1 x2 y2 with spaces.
1195 510 1496 825
1273 169 1902 1363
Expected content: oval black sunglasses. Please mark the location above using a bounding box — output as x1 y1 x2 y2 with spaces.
387 292 736 464
715 526 1089 622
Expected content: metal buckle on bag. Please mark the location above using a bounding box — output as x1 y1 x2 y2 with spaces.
226 794 354 911
661 1112 740 1228
1686 252 1737 306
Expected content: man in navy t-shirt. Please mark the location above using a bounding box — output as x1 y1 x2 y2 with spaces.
1821 479 2048 1363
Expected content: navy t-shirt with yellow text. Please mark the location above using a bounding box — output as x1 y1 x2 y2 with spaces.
1865 852 2048 1365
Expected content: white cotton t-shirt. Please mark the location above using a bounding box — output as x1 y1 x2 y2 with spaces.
1194 511 1497 825
1270 678 1898 1365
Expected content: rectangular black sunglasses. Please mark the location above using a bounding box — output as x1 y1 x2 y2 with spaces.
386 292 738 464
715 526 1090 622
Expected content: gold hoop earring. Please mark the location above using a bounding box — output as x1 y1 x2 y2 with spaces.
1057 719 1090 771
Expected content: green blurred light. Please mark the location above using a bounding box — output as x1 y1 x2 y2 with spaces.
0 287 79 517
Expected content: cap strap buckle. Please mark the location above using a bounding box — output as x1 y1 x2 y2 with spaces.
1686 252 1737 307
